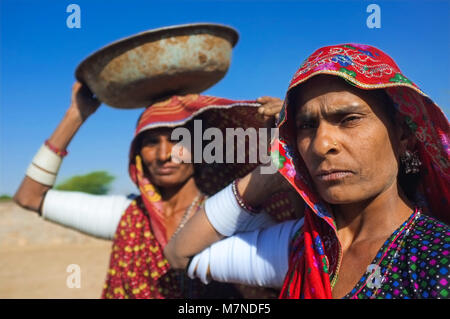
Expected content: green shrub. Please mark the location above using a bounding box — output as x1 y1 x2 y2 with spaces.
55 171 115 195
0 194 12 202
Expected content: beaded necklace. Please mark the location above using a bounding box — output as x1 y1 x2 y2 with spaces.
169 192 205 241
172 193 207 297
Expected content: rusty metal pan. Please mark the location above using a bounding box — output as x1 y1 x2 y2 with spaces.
75 23 239 109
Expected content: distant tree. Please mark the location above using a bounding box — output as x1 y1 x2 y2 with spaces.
0 194 12 202
55 171 115 195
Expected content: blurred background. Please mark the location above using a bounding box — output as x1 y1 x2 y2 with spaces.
0 0 449 298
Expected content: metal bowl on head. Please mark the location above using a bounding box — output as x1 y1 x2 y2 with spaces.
75 23 239 109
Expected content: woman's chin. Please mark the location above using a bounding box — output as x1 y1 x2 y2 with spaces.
153 179 181 188
319 187 363 205
152 174 189 188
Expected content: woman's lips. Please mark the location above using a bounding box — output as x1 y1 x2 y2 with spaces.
316 170 354 182
154 165 178 175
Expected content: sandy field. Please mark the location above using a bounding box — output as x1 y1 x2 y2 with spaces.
0 201 112 299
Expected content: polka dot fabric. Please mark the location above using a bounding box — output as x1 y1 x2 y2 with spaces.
345 211 450 299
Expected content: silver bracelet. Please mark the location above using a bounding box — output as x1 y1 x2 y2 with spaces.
231 179 260 214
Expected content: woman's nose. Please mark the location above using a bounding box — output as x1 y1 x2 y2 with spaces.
157 139 173 162
311 122 339 157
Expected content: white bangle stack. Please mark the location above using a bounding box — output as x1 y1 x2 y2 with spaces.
187 248 211 285
26 144 63 186
187 218 304 288
204 183 255 237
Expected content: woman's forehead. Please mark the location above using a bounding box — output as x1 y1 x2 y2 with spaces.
292 76 381 116
141 127 174 138
294 76 353 102
295 91 371 117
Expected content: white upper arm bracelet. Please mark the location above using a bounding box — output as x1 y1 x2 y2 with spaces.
204 183 276 236
42 190 132 240
188 217 304 288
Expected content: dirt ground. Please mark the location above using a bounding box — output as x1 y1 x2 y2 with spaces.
0 201 112 299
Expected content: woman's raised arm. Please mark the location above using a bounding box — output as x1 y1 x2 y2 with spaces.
13 81 100 214
164 165 294 269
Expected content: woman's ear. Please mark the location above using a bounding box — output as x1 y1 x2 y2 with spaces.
397 116 416 155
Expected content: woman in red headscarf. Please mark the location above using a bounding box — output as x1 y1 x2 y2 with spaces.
13 81 302 299
165 44 450 299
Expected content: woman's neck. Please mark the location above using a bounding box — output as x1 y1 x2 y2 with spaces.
333 182 414 250
159 177 200 218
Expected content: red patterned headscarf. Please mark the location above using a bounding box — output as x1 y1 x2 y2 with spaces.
102 94 297 299
272 44 450 299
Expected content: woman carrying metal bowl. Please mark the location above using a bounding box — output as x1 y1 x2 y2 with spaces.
14 81 303 299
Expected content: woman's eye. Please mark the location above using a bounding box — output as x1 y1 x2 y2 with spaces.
142 138 158 146
297 121 316 130
342 116 361 125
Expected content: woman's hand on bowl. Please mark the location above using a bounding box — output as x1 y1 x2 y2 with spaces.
69 81 101 121
257 96 283 127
